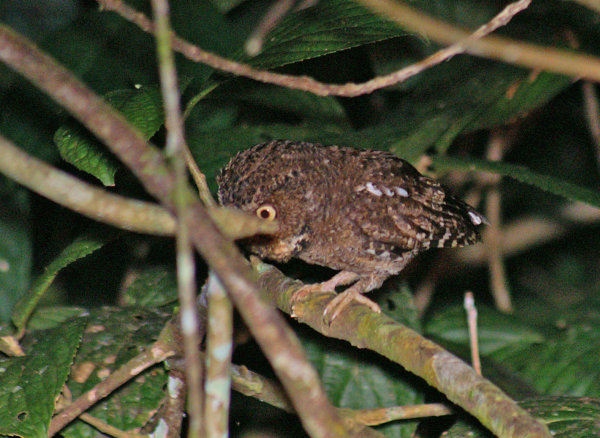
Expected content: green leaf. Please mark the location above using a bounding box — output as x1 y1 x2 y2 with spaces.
375 54 572 155
425 305 545 357
104 87 165 140
0 318 86 438
244 0 407 68
62 306 170 438
53 126 119 187
430 155 600 209
443 396 600 437
120 266 178 307
301 315 422 438
26 306 89 331
494 318 600 397
0 176 32 322
54 86 165 186
378 282 421 332
11 236 108 332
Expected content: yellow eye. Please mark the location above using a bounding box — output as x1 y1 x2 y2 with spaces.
256 205 277 221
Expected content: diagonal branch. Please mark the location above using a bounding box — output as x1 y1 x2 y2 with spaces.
0 134 276 240
252 258 552 438
0 24 378 438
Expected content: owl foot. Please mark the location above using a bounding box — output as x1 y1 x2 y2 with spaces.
323 287 381 325
290 271 360 317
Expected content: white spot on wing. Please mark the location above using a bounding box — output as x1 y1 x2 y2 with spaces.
366 182 382 197
468 211 483 225
381 186 394 197
395 187 409 197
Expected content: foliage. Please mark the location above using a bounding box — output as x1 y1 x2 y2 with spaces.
1 0 600 437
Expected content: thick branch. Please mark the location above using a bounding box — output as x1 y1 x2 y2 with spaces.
0 135 276 239
0 25 367 438
0 134 175 235
253 259 552 438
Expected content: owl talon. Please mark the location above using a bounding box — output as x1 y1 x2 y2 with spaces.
323 289 381 325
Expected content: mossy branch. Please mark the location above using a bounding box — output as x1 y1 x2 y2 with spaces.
252 258 552 438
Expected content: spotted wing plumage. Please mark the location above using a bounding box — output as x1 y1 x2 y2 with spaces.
345 152 485 252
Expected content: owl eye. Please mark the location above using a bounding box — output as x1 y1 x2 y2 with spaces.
256 204 277 221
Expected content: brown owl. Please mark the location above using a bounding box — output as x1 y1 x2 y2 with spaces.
217 140 486 322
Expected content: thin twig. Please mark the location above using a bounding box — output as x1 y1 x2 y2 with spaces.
413 254 445 317
49 340 175 435
582 81 600 171
0 134 270 239
464 292 482 376
484 130 513 313
230 359 453 425
230 363 294 412
184 145 216 206
204 274 234 438
245 0 295 56
359 0 600 81
80 413 147 438
162 369 187 438
150 0 203 435
339 403 453 425
93 0 579 98
569 0 600 14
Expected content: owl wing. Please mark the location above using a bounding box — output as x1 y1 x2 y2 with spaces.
346 156 485 251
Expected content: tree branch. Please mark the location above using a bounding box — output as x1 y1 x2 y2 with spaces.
0 24 372 438
0 134 176 235
150 0 204 436
252 258 552 438
0 134 276 240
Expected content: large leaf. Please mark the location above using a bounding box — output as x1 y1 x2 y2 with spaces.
493 316 600 397
425 305 545 357
0 319 85 438
302 332 423 438
243 0 407 68
54 86 164 186
61 306 170 438
379 57 571 155
11 236 108 332
120 266 178 307
300 282 423 438
40 2 157 93
430 155 600 209
220 83 350 126
443 397 600 437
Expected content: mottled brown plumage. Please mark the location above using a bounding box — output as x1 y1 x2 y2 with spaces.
217 140 485 321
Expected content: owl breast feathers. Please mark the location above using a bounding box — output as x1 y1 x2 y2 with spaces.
217 140 485 320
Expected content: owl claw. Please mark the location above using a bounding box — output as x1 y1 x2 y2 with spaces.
323 289 381 325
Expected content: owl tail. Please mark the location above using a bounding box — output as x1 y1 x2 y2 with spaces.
422 196 487 250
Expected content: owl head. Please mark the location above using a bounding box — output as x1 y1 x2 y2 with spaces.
217 141 320 262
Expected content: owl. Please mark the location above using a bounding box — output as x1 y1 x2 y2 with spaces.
217 140 486 322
